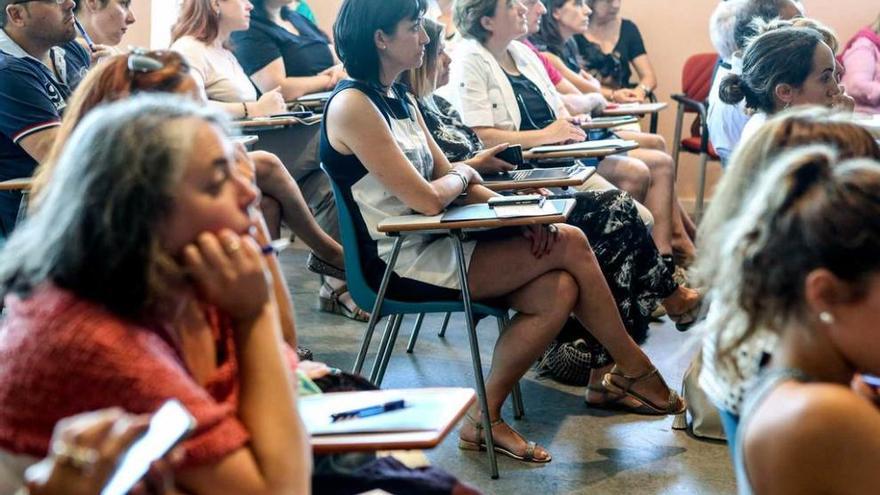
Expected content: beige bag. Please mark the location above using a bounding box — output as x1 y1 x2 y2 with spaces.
672 351 727 441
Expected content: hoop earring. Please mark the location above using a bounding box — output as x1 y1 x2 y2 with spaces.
819 311 835 325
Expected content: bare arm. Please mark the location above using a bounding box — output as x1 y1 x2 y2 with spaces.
250 58 335 101
177 232 309 495
630 54 657 100
18 127 59 164
325 89 478 215
542 51 602 94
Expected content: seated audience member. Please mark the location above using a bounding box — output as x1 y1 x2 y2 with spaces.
326 0 685 463
841 12 880 114
231 0 346 101
526 0 697 263
2 409 174 494
704 145 880 495
72 0 135 59
0 96 312 494
169 0 286 119
449 0 693 268
0 0 90 233
720 24 853 147
574 0 654 102
170 2 364 319
693 106 880 442
707 0 803 164
404 19 700 345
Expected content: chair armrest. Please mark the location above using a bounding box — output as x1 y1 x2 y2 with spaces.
671 93 707 116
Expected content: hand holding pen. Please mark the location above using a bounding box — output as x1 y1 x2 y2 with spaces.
330 400 407 422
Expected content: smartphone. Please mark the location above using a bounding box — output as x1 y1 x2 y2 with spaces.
101 400 196 495
495 144 523 168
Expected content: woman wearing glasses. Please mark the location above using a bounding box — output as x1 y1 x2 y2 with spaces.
448 0 693 284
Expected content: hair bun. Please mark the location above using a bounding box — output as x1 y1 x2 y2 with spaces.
719 73 745 105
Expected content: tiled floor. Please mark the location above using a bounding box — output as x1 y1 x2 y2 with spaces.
281 247 736 495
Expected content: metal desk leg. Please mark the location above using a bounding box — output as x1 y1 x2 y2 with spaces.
406 313 426 353
453 231 499 479
353 236 403 374
374 314 404 385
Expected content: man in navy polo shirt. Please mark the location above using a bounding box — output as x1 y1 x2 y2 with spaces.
0 0 89 234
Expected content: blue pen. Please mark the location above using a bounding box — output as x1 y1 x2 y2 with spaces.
261 238 291 255
74 18 96 52
330 399 406 422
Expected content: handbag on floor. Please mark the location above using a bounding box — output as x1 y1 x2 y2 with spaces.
536 318 609 386
672 351 727 441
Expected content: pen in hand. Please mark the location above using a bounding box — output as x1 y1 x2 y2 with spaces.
74 18 96 52
330 400 406 422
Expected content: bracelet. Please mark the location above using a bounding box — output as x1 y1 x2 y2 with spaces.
639 84 652 95
242 102 249 118
447 169 469 195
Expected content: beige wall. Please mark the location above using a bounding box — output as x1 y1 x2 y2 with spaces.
122 0 869 203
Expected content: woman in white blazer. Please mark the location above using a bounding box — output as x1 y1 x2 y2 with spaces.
447 0 686 270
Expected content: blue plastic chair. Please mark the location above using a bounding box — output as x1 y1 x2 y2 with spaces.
323 165 523 478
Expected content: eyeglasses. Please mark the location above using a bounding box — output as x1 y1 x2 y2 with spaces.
127 49 165 73
11 0 67 5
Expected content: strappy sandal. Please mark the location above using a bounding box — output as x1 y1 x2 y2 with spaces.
307 252 346 280
458 414 551 464
601 365 687 416
319 282 370 322
666 288 703 332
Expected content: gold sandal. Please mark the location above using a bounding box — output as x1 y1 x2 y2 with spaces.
601 365 687 416
318 282 370 322
458 414 551 464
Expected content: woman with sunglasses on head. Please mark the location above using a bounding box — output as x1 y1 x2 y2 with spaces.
230 0 346 102
71 0 135 60
326 0 686 464
403 19 701 373
703 144 880 495
0 95 311 494
29 50 361 340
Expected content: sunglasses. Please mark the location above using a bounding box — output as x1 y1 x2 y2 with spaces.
127 49 166 73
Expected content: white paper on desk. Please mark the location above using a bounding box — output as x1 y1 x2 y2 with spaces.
300 390 464 436
493 201 558 219
530 139 630 154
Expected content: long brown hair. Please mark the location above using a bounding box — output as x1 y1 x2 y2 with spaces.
171 0 220 44
34 51 193 202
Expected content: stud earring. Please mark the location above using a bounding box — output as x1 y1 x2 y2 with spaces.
819 311 835 325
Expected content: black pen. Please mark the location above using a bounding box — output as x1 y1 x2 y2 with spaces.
330 399 406 422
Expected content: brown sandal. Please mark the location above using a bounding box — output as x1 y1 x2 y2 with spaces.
319 282 370 322
601 365 687 416
458 415 551 464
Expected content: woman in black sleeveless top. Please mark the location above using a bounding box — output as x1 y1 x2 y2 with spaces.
322 0 685 465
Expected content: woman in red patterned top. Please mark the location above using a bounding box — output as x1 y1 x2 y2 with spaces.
0 95 311 494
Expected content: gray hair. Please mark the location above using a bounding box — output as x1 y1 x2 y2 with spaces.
709 0 747 60
0 94 234 319
454 0 499 43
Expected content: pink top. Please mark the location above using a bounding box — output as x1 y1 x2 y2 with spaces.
523 39 563 86
0 284 298 468
842 29 880 114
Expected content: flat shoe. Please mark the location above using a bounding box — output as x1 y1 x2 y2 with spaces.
458 415 551 464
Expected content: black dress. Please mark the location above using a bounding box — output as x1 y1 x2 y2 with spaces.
417 93 678 363
231 8 334 77
574 19 647 89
